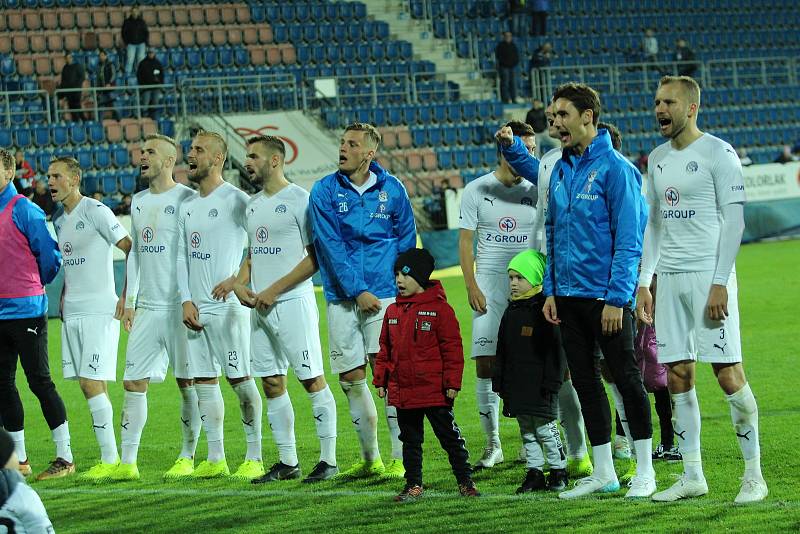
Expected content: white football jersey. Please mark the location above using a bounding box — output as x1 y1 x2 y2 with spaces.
54 197 129 319
246 184 314 301
647 133 746 273
127 184 195 310
459 172 537 274
533 147 561 254
178 182 249 314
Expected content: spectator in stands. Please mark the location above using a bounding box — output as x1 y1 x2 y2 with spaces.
495 32 520 104
774 145 798 164
508 1 528 37
14 152 34 197
526 100 555 158
95 49 118 120
31 179 55 219
674 39 698 78
59 53 85 121
137 50 165 119
122 7 149 76
91 192 105 203
531 42 555 71
642 28 659 63
530 0 549 36
737 148 753 167
115 194 132 216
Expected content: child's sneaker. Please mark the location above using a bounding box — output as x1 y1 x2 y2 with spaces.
662 446 682 462
516 468 546 494
394 483 423 502
546 468 569 492
459 479 481 497
614 435 631 459
652 443 666 460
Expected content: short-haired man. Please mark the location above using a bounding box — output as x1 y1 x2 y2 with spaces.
309 122 416 479
178 130 264 480
639 76 767 503
0 149 73 481
540 83 655 499
232 136 339 483
117 134 200 480
459 120 538 470
497 108 594 478
49 157 132 482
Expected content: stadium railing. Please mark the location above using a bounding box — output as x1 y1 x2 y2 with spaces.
0 89 51 127
53 84 175 122
530 56 799 102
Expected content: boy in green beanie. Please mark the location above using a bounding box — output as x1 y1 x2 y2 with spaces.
493 249 568 493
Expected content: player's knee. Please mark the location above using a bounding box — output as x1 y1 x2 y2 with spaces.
28 375 56 398
301 375 326 393
261 376 286 398
123 379 148 393
176 377 193 389
475 356 495 378
713 363 746 395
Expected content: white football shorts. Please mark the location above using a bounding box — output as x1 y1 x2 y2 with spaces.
188 308 251 379
61 314 120 382
124 308 191 382
470 272 511 359
327 297 395 375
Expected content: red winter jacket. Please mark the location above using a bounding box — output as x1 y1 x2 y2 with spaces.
373 280 464 409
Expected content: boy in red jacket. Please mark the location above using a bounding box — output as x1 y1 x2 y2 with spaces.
374 248 478 502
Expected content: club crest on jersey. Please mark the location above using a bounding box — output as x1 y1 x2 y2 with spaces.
142 226 154 243
378 190 388 202
75 221 84 230
208 209 218 218
63 242 73 255
164 205 175 214
190 232 201 248
521 197 533 206
275 204 287 213
686 161 699 173
256 226 269 243
498 217 517 232
665 187 680 206
585 170 598 193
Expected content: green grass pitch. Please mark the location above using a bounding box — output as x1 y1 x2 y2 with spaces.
14 239 800 532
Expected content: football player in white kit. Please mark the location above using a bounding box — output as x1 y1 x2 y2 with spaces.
48 157 132 482
177 130 264 480
116 134 201 481
638 76 767 503
232 135 339 484
458 120 538 470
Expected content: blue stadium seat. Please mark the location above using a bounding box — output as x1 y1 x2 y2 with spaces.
468 149 482 168
250 5 266 23
0 127 11 147
94 146 112 169
273 24 288 43
442 126 458 146
169 50 185 69
417 106 432 123
303 25 319 43
113 145 130 167
70 123 87 144
186 49 202 70
333 24 347 43
0 57 14 77
234 47 249 67
280 4 296 23
86 121 104 144
82 173 100 195
288 25 303 42
75 147 92 169
437 150 453 169
265 5 280 23
387 107 402 126
102 174 119 194
412 128 428 147
14 129 32 148
432 104 447 123
32 124 50 146
453 149 468 168
428 127 443 146
120 171 136 194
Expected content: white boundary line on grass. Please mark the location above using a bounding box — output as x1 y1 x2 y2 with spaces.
36 486 796 507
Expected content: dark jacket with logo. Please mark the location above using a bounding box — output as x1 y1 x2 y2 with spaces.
493 291 565 420
373 281 463 409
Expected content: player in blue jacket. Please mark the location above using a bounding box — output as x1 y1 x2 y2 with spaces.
0 149 73 482
309 122 417 480
538 83 655 500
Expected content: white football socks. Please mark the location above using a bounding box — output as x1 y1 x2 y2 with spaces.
87 393 118 464
340 379 379 462
52 421 73 463
558 379 588 459
672 388 703 480
476 377 501 448
266 390 297 466
309 386 337 466
196 383 225 462
591 442 616 482
233 379 263 462
726 382 762 480
609 383 654 477
8 430 26 463
384 397 403 460
120 390 147 465
178 385 202 460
